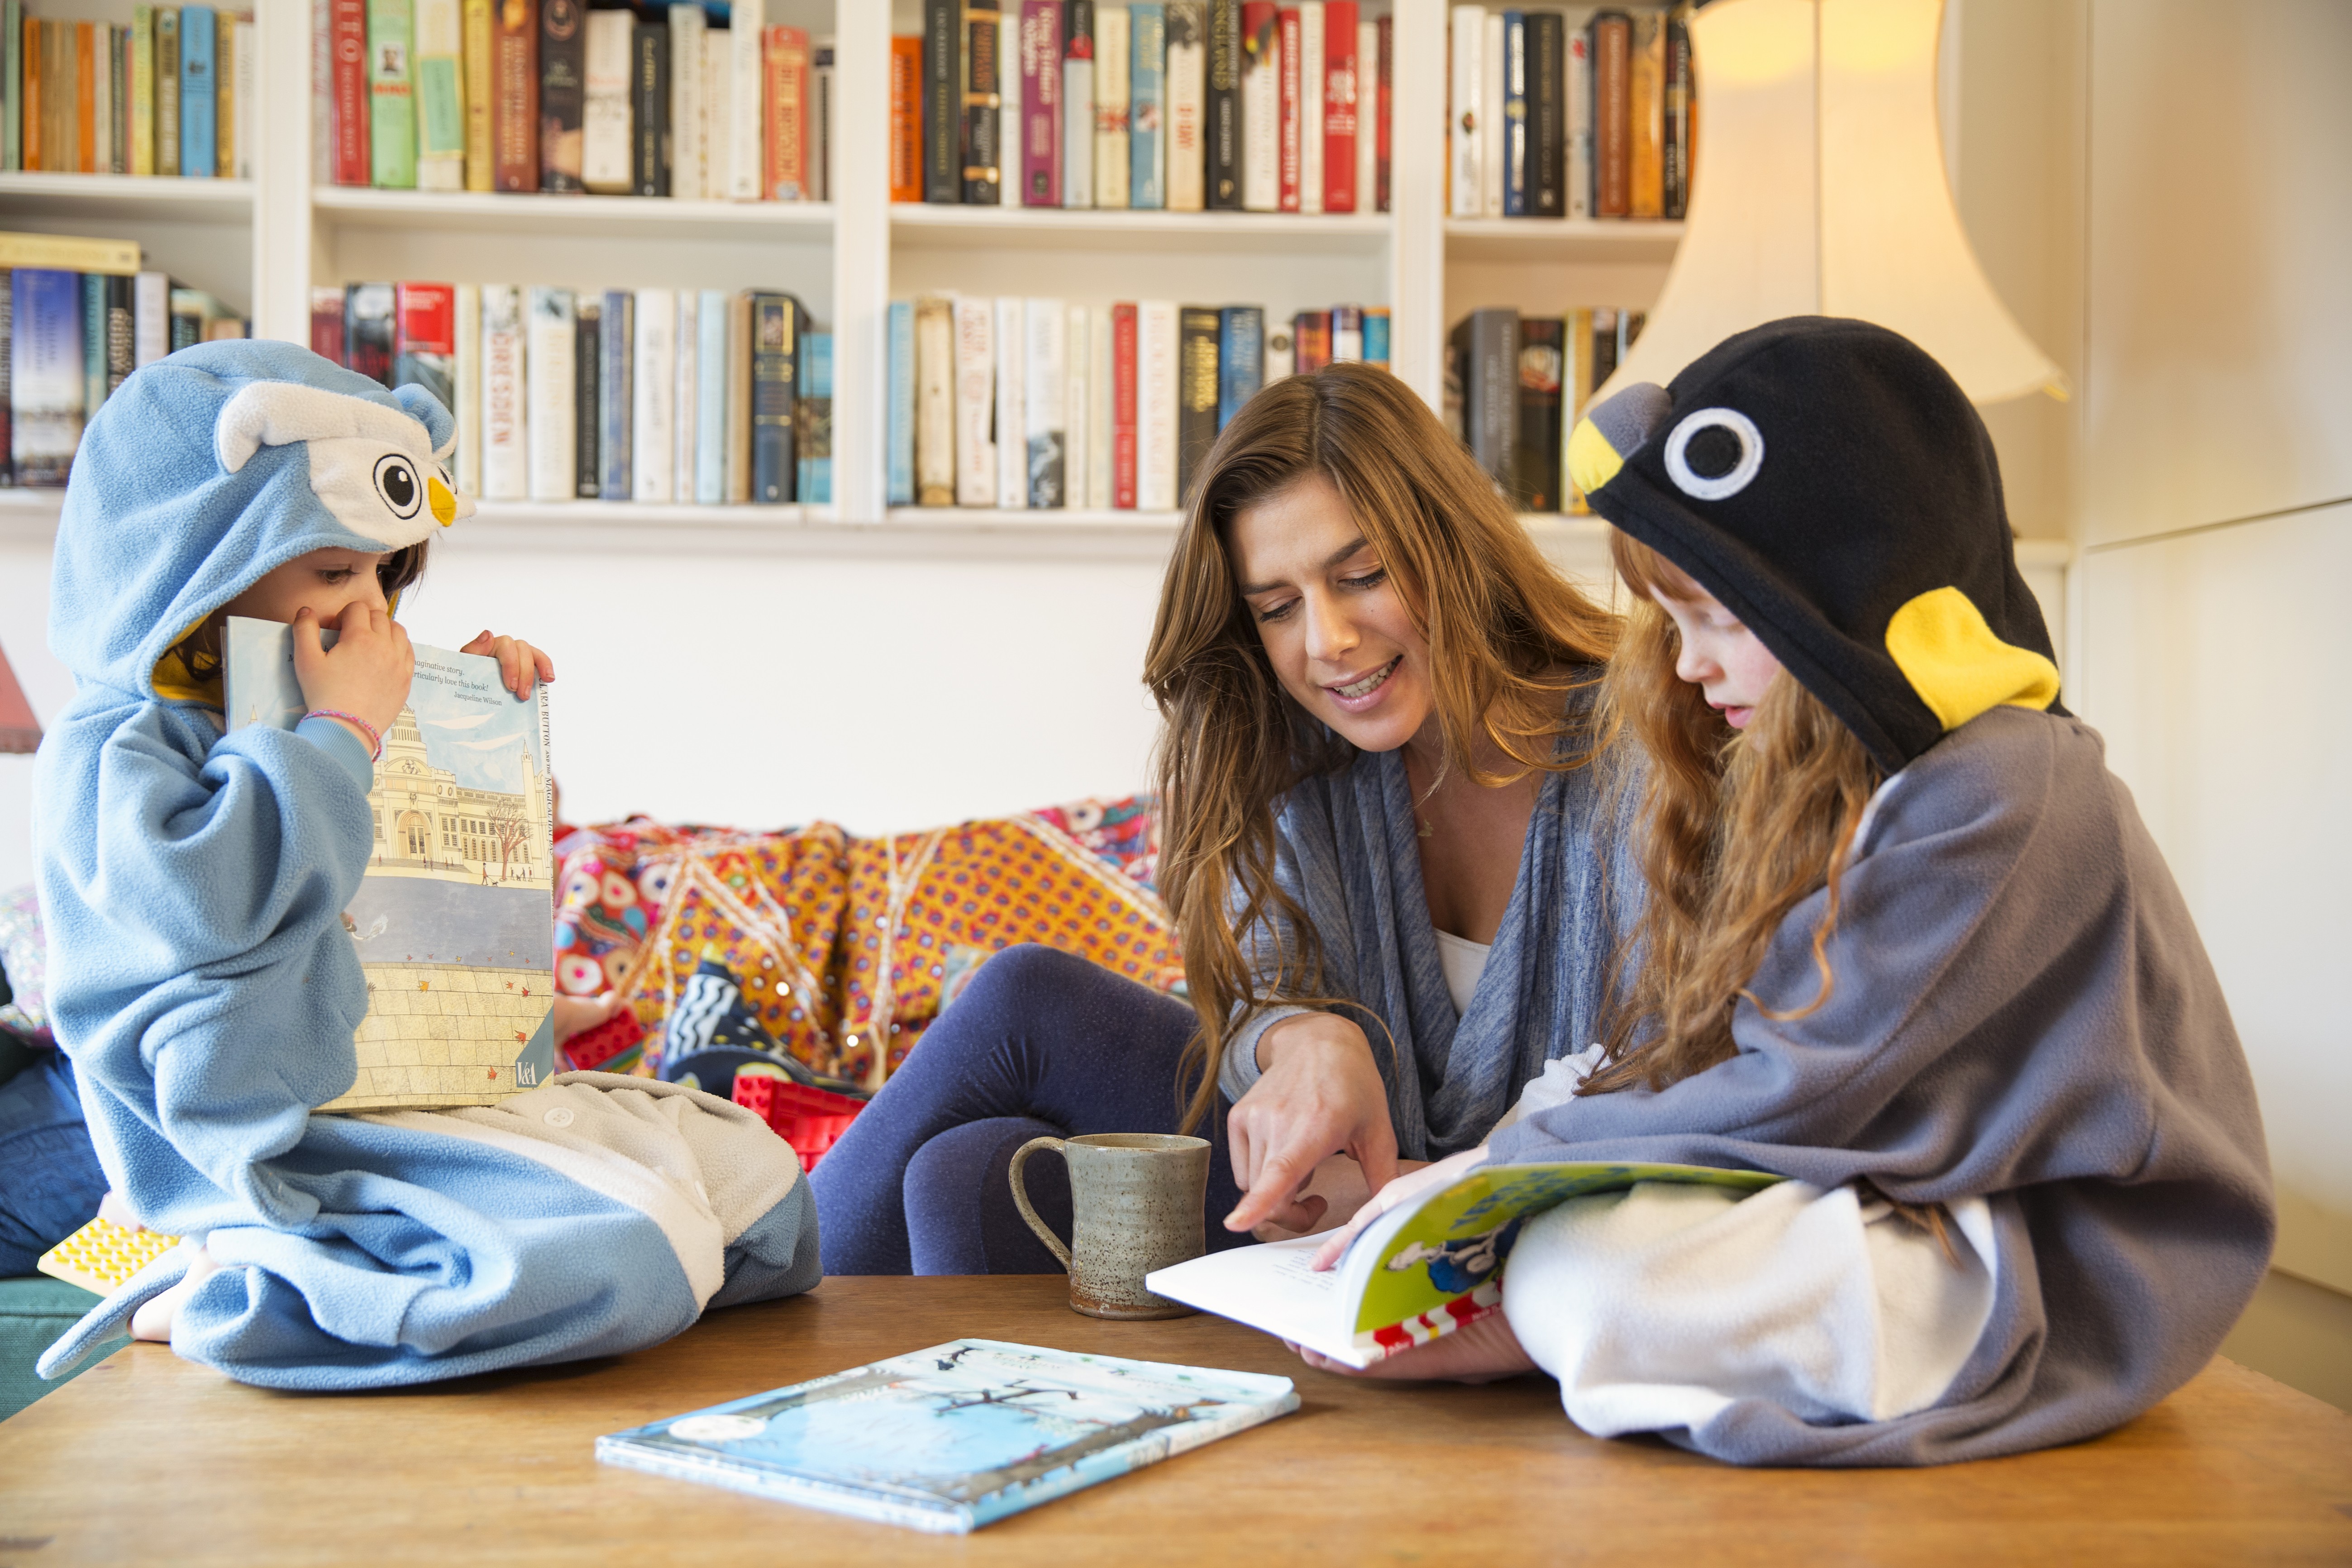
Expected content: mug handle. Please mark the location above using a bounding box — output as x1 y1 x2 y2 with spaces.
1008 1137 1074 1272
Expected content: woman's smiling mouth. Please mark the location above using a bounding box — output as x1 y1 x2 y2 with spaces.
1327 656 1403 708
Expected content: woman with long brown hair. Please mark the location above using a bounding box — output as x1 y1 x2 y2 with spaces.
810 364 1641 1272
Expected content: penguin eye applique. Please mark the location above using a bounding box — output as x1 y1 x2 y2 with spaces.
1664 408 1765 501
373 453 425 519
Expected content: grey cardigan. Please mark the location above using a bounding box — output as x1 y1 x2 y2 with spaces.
1219 712 1643 1160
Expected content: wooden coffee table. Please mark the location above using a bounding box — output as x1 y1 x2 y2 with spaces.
1 1275 2347 1564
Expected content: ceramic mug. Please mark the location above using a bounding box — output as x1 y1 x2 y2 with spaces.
1008 1133 1210 1320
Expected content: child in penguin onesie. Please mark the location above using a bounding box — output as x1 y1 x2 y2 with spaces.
34 341 819 1391
1297 318 2272 1465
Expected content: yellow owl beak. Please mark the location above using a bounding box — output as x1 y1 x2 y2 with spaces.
429 473 460 527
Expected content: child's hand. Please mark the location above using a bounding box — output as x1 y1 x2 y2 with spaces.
293 603 414 741
1288 1309 1536 1383
460 630 555 699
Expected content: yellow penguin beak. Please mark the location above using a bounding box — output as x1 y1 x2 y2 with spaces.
429 473 461 527
1567 416 1628 498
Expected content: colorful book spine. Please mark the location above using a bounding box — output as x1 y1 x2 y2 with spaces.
537 0 584 191
1091 2 1126 207
1498 10 1524 216
410 0 461 187
1061 1 1093 209
343 281 394 384
156 7 180 176
1296 1 1321 212
1627 7 1661 219
1135 298 1176 511
130 8 155 176
992 294 1025 508
179 4 214 177
631 286 673 500
635 20 670 197
920 0 957 201
962 2 1001 204
1127 3 1163 208
1362 304 1388 370
796 329 831 504
393 280 456 419
1176 303 1217 504
1322 1 1356 212
951 293 993 505
80 273 105 422
453 281 479 489
4 0 19 172
308 285 347 367
361 0 409 185
1513 315 1562 512
764 24 808 199
1216 305 1261 431
889 32 921 202
1021 298 1062 507
886 299 914 506
1292 308 1328 372
580 8 629 191
572 294 599 496
1590 10 1627 217
1527 11 1562 218
1238 0 1274 210
748 291 797 503
479 283 525 500
10 270 81 487
101 273 128 395
696 287 728 502
1205 0 1239 209
598 287 632 499
913 294 954 506
1331 301 1361 362
1018 2 1060 205
1164 1 1202 211
526 286 575 501
492 0 537 191
1275 5 1298 211
462 0 491 186
1109 300 1135 507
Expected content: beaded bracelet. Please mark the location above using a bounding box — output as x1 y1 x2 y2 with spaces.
304 710 383 762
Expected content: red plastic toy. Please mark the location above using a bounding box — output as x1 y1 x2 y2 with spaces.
733 1073 867 1171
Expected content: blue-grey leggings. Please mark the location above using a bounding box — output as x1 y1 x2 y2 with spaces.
807 944 1254 1275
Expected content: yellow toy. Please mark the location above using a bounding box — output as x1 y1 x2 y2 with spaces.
37 1215 183 1296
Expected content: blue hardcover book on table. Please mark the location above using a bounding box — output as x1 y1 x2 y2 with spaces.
596 1339 1297 1534
180 5 216 178
1501 11 1527 216
599 288 634 500
695 288 727 503
886 300 914 507
1216 305 1262 431
796 331 831 505
1129 2 1165 210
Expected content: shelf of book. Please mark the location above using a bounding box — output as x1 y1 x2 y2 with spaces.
1444 218 1686 264
890 205 1392 257
308 189 839 243
0 172 255 221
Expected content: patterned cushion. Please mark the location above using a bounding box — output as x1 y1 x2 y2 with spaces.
0 886 52 1046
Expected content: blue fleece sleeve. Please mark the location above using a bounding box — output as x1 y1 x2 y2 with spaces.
294 715 378 793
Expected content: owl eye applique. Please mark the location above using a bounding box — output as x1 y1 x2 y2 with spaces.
374 453 425 518
1665 407 1765 501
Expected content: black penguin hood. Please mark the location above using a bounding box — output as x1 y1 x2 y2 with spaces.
1569 316 2062 772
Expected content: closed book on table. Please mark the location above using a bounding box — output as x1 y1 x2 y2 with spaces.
1662 5 1689 220
1020 299 1062 507
157 7 181 175
748 291 799 503
1062 301 1089 509
1204 0 1239 209
668 3 703 197
1216 305 1261 431
992 295 1025 509
536 0 583 190
951 294 994 505
493 0 538 190
1061 1 1093 207
1448 306 1515 490
1500 9 1525 216
10 269 83 486
479 283 526 501
573 295 600 496
1175 304 1217 506
1589 10 1627 217
912 294 955 506
696 288 729 502
463 0 492 186
920 0 957 201
181 4 215 177
580 8 629 191
1512 315 1562 512
886 300 915 506
526 286 576 501
1135 299 1177 511
308 286 347 367
1163 2 1201 211
344 281 396 385
393 281 456 416
961 2 1001 205
1236 1 1274 210
414 0 463 187
1018 2 1060 205
633 21 669 196
1127 5 1162 208
1274 6 1297 210
1090 3 1126 207
889 33 921 201
1627 7 1661 219
598 287 632 499
762 24 807 199
631 287 673 500
454 283 480 490
1527 11 1563 217
1448 6 1479 215
795 330 830 504
1321 0 1356 212
1109 301 1136 507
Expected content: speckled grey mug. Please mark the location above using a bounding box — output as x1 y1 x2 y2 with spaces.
1009 1133 1210 1320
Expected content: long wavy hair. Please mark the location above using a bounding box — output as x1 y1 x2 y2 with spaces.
1145 364 1620 1131
1584 529 1884 1095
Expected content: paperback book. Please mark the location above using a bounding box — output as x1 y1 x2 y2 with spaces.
596 1339 1298 1533
1146 1159 1781 1368
223 615 557 1112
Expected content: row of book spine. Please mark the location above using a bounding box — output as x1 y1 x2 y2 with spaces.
896 1 1392 214
311 282 828 505
1446 302 1643 515
2 267 244 485
885 295 1390 511
312 0 831 199
3 5 254 177
1450 5 1692 220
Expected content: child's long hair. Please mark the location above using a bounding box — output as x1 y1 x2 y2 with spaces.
1144 364 1620 1132
1584 529 1884 1096
162 542 431 691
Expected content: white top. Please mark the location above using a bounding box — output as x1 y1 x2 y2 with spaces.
1432 929 1491 1016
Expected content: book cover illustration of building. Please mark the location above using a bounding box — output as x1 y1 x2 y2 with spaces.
224 617 558 1111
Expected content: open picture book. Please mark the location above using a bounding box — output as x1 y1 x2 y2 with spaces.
1145 1160 1784 1368
223 615 557 1113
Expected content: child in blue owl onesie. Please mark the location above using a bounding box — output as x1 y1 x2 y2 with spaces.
32 341 820 1391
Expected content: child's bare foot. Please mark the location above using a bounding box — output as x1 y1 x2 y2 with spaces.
129 1244 219 1343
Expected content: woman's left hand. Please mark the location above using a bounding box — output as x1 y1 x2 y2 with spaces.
1290 1310 1537 1384
461 630 556 698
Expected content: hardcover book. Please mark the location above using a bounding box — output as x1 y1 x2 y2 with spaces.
392 281 456 420
1090 2 1126 206
1321 0 1356 213
919 0 957 201
1500 8 1525 216
725 0 761 199
1162 0 1201 211
913 294 955 506
1528 10 1563 217
1275 5 1298 211
343 280 396 386
631 286 673 500
1296 0 1321 213
414 0 464 187
1448 5 1479 216
596 1340 1297 1533
479 282 526 501
9 268 81 488
887 299 915 506
1175 303 1217 507
454 281 480 489
1134 298 1176 511
525 286 576 501
952 293 995 505
1204 0 1239 208
668 2 704 198
491 0 538 191
1060 0 1093 208
696 287 730 503
762 24 808 200
1020 299 1061 508
224 616 558 1113
536 0 583 191
992 294 1025 509
889 32 921 202
361 0 408 185
580 6 630 192
748 291 799 504
1513 314 1563 512
573 293 600 497
1018 1 1060 206
181 2 215 177
1215 304 1261 431
157 6 180 176
633 19 670 197
599 286 633 498
961 2 1002 204
1590 9 1628 217
1236 0 1274 209
462 0 492 185
795 329 831 504
1627 6 1662 219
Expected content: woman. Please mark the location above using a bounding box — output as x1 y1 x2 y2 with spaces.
809 364 1637 1273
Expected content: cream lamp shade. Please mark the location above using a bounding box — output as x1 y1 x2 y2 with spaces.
1602 0 2066 407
